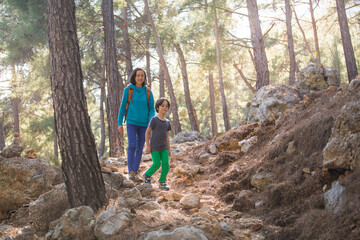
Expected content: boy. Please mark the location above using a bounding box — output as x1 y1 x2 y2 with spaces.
143 98 172 190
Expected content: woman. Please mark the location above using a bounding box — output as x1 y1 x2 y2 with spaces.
118 68 155 182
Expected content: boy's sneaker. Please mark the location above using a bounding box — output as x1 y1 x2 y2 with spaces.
159 182 170 191
143 174 151 184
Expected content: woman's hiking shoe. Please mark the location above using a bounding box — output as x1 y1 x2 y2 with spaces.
143 174 151 184
129 171 143 183
159 182 170 191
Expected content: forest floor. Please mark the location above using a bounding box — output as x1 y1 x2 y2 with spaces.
2 84 360 239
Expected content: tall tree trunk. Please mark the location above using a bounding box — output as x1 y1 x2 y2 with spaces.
336 0 358 82
246 0 270 91
309 0 321 66
47 0 106 210
11 98 20 134
122 5 133 81
102 0 124 157
146 29 152 87
174 43 200 132
0 113 5 150
53 130 59 166
99 44 106 157
11 65 20 134
159 66 165 98
285 0 296 86
213 1 230 131
144 0 181 134
208 71 218 137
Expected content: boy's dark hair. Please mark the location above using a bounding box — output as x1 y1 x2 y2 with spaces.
129 68 147 86
155 98 170 113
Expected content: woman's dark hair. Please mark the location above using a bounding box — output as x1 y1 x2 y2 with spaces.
155 98 171 113
129 68 147 86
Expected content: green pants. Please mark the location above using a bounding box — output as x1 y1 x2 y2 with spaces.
145 149 169 183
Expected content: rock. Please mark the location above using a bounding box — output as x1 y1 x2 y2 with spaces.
26 149 37 159
295 63 340 90
323 101 360 170
122 180 135 188
348 79 360 92
1 133 24 158
170 131 208 144
180 193 201 210
123 187 143 208
143 226 208 240
94 207 131 240
217 139 240 152
138 202 162 211
250 173 275 190
208 144 218 155
46 206 95 240
0 157 63 220
191 211 222 238
172 192 183 201
199 153 210 164
220 221 233 233
243 84 301 123
29 183 70 233
324 181 346 214
286 141 296 154
102 172 124 190
136 183 153 197
238 136 258 153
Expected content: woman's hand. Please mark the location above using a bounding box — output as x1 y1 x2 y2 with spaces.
118 125 124 134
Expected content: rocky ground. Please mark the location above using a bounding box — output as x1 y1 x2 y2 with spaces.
1 79 360 239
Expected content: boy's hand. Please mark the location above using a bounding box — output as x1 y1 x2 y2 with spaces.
168 150 171 156
146 145 151 154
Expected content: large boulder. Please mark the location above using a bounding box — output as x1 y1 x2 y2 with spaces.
243 84 301 123
94 207 132 240
29 183 70 233
323 100 360 170
0 157 63 220
295 63 340 91
171 131 208 144
46 206 95 240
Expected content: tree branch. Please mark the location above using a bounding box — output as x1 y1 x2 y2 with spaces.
233 63 256 94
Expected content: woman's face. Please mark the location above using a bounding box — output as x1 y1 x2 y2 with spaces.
135 70 145 87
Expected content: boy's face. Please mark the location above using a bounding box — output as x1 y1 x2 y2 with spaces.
157 100 169 114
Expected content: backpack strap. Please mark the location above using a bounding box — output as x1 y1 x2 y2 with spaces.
146 87 151 108
124 86 134 123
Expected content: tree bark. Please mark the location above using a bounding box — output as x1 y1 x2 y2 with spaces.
11 98 20 134
102 0 124 157
246 0 269 91
53 129 59 166
213 1 231 131
0 114 5 150
145 29 152 87
336 0 358 82
122 5 133 81
11 65 20 135
285 0 296 85
159 66 165 98
174 43 200 132
99 44 106 157
47 0 106 210
144 0 182 134
208 71 218 137
309 0 321 65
